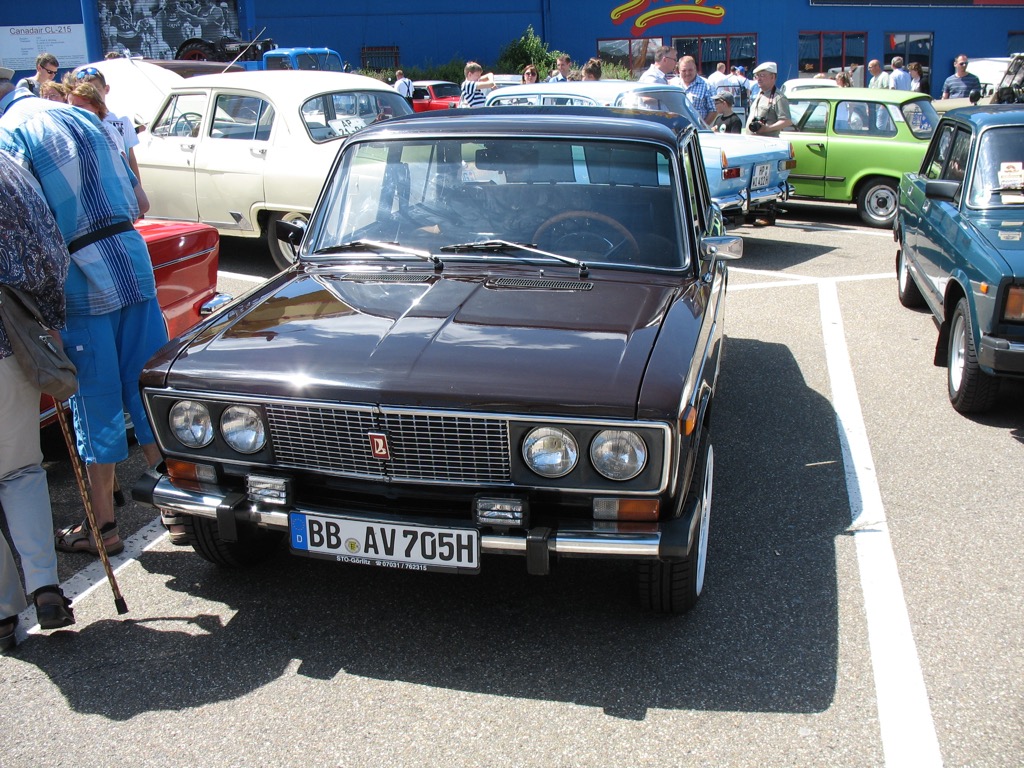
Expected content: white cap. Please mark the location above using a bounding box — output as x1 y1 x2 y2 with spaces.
753 62 777 75
0 66 14 81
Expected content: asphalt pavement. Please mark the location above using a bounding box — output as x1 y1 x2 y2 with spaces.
2 202 1021 767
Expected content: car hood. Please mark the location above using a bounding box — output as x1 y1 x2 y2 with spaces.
91 58 183 128
161 268 689 418
968 212 1024 273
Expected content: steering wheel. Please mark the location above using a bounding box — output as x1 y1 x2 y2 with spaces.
172 112 203 137
533 210 639 262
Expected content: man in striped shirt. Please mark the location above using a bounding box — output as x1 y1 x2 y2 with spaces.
0 82 168 555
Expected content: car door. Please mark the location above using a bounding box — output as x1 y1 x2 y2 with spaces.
784 99 829 198
914 124 974 309
192 92 274 234
141 92 208 222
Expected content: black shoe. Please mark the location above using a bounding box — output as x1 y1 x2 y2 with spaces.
33 585 75 630
0 615 17 652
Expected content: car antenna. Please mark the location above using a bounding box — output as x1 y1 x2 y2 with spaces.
223 27 270 73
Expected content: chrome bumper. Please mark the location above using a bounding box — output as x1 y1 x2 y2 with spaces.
136 474 687 562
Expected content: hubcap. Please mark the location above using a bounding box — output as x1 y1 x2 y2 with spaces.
695 443 713 595
869 186 897 221
950 313 966 393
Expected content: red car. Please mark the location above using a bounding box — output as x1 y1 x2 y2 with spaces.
412 80 461 112
39 220 229 425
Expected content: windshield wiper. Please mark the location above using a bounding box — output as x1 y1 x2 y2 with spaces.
439 239 589 278
313 240 444 271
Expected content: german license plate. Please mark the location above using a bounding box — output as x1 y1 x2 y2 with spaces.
289 513 480 573
752 162 771 189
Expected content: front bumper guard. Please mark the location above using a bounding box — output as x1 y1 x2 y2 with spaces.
134 471 697 571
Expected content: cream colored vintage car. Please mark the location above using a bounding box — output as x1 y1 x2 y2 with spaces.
126 68 413 268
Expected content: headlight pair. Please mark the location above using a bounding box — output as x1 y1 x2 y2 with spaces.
522 426 647 481
168 400 266 454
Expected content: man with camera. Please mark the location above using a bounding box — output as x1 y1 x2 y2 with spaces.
745 62 792 138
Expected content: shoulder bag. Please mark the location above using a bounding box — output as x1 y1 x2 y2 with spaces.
0 283 78 400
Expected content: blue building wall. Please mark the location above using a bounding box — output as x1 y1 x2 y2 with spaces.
3 1 1022 97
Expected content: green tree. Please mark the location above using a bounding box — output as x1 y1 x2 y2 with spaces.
495 26 564 76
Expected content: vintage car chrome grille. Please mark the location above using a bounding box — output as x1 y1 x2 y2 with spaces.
264 404 511 484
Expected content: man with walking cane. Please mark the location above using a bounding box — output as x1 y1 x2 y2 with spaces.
0 145 75 653
0 75 170 561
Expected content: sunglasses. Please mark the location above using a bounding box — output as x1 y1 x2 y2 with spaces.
74 67 102 80
43 67 58 76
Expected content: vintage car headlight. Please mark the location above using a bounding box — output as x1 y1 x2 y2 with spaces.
590 430 647 481
220 405 267 454
168 400 214 448
523 427 578 478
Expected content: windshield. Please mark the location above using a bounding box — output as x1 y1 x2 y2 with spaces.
305 136 686 269
301 91 412 142
968 126 1024 207
902 99 939 140
431 83 461 99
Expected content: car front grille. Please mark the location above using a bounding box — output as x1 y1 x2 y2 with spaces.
264 403 512 484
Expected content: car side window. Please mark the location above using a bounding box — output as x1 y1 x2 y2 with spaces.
413 87 428 100
151 93 207 138
942 129 972 185
680 140 704 249
924 124 957 179
210 95 274 141
792 101 828 133
834 101 869 134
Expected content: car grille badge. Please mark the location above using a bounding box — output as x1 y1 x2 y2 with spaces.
368 432 391 461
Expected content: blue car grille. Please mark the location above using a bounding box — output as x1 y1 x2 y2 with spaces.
264 403 512 484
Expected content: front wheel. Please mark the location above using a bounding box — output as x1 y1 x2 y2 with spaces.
947 297 999 413
266 211 308 270
637 434 713 614
857 178 899 228
184 515 285 567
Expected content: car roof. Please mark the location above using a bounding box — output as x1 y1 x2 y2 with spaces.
172 70 397 94
364 105 695 144
941 104 1024 128
487 80 673 101
786 86 931 104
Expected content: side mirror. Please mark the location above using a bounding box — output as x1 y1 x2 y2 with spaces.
925 179 960 202
969 89 981 105
275 218 307 261
700 234 743 262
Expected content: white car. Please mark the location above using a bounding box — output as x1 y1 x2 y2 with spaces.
780 77 841 96
485 81 795 222
103 65 413 269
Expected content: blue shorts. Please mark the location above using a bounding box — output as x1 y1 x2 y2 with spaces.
62 298 168 464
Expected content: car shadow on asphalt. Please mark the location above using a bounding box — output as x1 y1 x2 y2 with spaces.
8 338 851 723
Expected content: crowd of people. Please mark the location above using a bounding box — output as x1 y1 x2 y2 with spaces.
0 51 169 653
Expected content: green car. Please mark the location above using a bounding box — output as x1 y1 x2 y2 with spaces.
784 88 940 226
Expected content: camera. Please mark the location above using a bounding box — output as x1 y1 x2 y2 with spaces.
749 118 764 132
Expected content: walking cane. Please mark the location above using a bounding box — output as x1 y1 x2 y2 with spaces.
54 401 129 615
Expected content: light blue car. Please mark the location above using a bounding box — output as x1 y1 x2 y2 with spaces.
486 81 795 222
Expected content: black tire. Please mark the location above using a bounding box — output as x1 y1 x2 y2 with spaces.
857 177 899 228
177 41 217 61
637 431 713 614
896 248 925 308
266 211 308 271
947 297 999 413
184 514 284 567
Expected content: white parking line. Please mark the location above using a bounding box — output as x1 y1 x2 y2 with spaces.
774 222 893 237
819 279 943 767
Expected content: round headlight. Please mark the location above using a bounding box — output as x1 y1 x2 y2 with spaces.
591 430 647 481
220 405 266 454
522 427 578 478
168 400 214 448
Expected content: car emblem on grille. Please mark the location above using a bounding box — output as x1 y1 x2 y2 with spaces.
368 432 390 460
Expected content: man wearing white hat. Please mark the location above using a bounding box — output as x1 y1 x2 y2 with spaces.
746 62 793 137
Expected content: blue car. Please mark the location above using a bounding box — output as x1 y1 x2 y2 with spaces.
896 106 1024 413
485 81 795 223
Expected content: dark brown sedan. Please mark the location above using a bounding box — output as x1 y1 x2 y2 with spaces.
134 107 742 613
